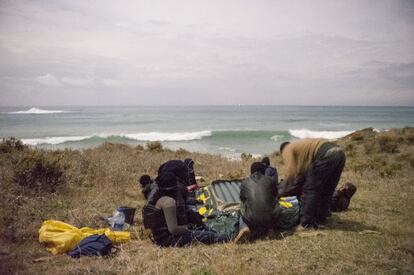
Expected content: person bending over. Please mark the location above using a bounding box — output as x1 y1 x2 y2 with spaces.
143 171 229 247
278 139 346 229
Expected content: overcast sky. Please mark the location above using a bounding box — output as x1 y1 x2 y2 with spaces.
0 0 413 106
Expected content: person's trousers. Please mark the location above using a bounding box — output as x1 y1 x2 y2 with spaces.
300 147 346 227
174 228 230 246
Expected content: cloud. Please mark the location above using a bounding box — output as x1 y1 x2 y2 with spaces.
115 22 130 28
35 74 61 86
0 0 413 106
61 77 93 86
101 78 124 87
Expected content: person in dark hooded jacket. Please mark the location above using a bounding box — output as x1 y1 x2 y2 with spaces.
234 162 280 242
142 171 230 247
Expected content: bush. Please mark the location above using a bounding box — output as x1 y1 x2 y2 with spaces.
135 144 144 150
363 143 375 154
405 134 414 145
377 135 398 153
146 141 163 152
0 138 26 153
380 163 403 178
241 153 252 161
14 151 65 192
350 132 364 141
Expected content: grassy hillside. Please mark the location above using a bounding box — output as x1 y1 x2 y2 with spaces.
1 128 413 274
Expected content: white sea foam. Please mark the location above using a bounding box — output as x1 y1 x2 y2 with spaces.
21 136 91 145
120 131 212 141
289 129 353 140
20 131 212 145
270 134 284 141
9 107 67 114
218 146 236 152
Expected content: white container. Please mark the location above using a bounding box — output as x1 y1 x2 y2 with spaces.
111 210 125 231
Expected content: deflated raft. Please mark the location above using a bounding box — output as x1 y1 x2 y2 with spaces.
196 179 300 231
196 179 298 217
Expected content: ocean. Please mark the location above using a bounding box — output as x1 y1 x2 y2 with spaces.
1 106 413 158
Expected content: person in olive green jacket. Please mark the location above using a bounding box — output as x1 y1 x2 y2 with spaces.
278 138 345 228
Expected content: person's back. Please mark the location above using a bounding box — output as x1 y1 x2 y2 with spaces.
240 172 278 229
281 138 325 186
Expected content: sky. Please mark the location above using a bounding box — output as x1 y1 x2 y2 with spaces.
0 0 413 106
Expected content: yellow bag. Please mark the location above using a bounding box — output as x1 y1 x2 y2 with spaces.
38 220 131 254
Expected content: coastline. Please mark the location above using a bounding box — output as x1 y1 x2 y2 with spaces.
1 127 413 274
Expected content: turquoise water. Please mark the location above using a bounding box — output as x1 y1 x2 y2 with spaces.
1 106 413 157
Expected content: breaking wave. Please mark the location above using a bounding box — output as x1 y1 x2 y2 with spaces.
21 131 213 145
21 136 91 145
289 129 353 139
20 129 356 146
120 131 212 141
9 107 68 114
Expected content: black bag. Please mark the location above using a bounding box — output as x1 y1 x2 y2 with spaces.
158 160 189 186
331 182 357 212
68 234 113 258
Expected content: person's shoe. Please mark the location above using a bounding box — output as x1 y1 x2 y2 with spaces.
234 226 251 244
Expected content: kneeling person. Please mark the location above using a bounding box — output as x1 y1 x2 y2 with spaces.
235 162 280 242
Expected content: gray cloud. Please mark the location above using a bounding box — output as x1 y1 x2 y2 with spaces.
0 0 413 106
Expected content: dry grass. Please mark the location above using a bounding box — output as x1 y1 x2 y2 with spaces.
1 128 414 274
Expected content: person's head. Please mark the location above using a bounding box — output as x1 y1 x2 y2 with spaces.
279 142 290 154
250 162 266 175
261 157 270 167
155 171 177 196
139 174 152 187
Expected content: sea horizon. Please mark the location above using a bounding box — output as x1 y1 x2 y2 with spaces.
1 105 413 158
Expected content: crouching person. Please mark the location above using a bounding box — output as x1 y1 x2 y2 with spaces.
143 171 229 247
279 139 346 229
234 162 280 243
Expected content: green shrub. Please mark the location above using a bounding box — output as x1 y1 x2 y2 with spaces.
13 151 65 192
135 144 144 150
380 163 403 178
146 141 163 151
241 152 252 161
0 138 26 153
377 135 398 153
363 143 375 154
405 134 414 145
350 132 364 141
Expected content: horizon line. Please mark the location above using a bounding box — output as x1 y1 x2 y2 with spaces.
1 104 414 108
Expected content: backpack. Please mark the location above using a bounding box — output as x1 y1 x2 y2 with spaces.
331 182 357 212
68 234 113 258
158 160 189 186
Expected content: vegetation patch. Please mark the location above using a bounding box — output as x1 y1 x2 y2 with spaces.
13 150 65 193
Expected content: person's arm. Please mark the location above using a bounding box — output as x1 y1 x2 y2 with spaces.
239 182 248 203
278 175 305 198
159 197 188 235
283 149 297 186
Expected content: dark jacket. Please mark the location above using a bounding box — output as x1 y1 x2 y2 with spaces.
240 173 279 230
264 166 278 184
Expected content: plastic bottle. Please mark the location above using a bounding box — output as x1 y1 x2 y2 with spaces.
111 210 125 231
